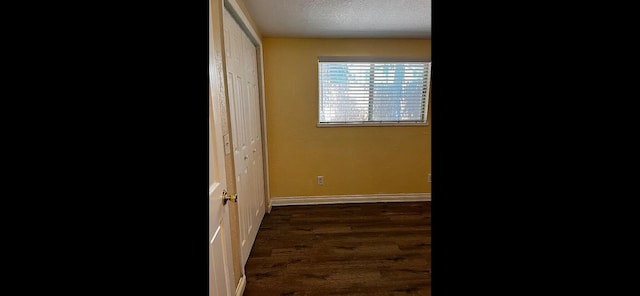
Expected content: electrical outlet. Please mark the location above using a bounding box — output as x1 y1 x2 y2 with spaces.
317 176 324 185
428 173 431 182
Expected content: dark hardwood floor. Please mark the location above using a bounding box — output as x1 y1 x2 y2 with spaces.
243 201 431 295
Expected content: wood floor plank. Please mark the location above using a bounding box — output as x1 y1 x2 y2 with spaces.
243 202 431 295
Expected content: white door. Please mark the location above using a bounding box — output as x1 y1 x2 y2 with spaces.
223 8 266 266
210 4 235 296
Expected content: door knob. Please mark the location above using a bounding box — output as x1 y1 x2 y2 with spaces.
222 189 238 205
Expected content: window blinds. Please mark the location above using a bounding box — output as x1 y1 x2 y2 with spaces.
318 61 431 124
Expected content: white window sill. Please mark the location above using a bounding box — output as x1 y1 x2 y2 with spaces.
317 122 429 128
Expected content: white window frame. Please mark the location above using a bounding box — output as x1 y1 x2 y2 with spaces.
317 56 431 127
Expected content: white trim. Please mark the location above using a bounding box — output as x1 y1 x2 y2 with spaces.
258 45 272 218
267 200 272 213
318 56 431 62
317 122 428 128
235 274 246 296
271 193 431 206
223 0 261 46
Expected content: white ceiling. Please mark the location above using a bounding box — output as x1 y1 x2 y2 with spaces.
242 0 431 39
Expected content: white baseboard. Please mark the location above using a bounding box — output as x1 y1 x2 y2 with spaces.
270 193 431 206
235 275 246 296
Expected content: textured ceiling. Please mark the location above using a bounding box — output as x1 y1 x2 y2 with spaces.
243 0 431 39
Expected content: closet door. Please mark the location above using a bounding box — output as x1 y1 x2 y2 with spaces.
223 8 266 266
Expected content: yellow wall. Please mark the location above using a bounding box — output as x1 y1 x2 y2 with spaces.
263 38 431 198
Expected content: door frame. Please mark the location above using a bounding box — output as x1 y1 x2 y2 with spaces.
222 0 271 214
210 1 234 294
209 93 235 296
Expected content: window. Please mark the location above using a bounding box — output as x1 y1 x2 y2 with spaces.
318 57 431 126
